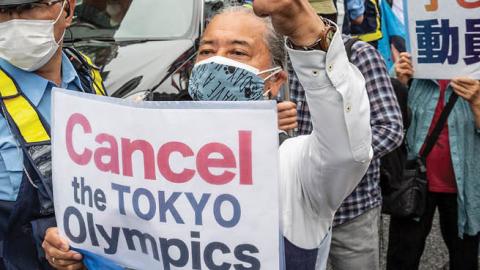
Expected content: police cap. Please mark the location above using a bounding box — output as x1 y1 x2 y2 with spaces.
0 0 41 7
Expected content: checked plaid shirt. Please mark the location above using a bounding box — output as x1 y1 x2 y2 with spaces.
288 36 404 225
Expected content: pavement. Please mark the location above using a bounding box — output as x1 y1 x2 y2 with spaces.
327 210 479 270
379 212 450 270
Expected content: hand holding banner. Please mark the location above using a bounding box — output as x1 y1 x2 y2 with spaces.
52 89 280 270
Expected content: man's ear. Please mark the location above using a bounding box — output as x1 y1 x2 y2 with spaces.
266 70 287 98
64 0 76 28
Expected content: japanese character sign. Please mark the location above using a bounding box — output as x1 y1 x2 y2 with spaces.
405 0 480 79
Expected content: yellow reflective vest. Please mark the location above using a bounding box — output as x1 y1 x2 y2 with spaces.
0 51 106 145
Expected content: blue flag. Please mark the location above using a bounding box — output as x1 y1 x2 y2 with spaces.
378 1 407 70
73 248 124 270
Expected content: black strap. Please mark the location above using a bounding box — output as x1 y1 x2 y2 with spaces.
279 132 290 146
420 92 459 158
344 38 359 60
63 47 97 94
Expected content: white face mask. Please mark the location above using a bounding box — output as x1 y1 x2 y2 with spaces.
0 1 66 71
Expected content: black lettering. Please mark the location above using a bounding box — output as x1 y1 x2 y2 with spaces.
123 228 160 261
191 231 202 270
159 238 189 270
234 244 261 270
96 224 120 254
86 212 99 246
204 242 231 270
93 189 106 211
72 177 80 204
63 207 86 243
158 191 184 224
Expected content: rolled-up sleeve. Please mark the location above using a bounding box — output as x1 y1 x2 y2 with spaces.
279 30 372 249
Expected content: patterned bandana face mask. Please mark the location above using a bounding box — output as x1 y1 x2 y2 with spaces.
188 56 282 101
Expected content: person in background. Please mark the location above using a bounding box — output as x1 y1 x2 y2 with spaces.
0 0 106 269
387 52 480 270
345 0 382 48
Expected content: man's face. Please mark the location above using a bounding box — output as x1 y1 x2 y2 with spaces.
0 0 76 43
196 11 286 97
197 12 273 72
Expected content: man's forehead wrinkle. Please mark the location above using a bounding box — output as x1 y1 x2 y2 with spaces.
200 36 256 48
199 39 215 46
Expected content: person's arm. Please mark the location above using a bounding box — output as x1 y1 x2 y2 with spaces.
450 77 480 130
351 42 404 158
286 29 372 217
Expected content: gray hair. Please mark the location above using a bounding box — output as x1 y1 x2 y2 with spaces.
213 6 286 69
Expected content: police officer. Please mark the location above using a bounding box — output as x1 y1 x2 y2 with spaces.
0 0 105 269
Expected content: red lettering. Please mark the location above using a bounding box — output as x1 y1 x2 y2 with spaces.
66 112 252 185
196 143 236 185
121 139 156 180
457 0 480 9
66 113 92 165
157 142 195 183
239 130 252 185
94 133 119 174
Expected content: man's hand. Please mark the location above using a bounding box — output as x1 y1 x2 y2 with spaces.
451 77 480 105
42 227 85 270
253 0 326 46
394 52 414 86
277 101 297 131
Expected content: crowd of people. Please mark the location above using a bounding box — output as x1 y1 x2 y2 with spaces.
0 0 478 269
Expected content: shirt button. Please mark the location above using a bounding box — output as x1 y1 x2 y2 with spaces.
328 64 333 72
312 70 319 76
346 103 352 113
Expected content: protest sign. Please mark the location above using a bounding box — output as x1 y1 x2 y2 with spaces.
52 89 280 270
404 0 480 79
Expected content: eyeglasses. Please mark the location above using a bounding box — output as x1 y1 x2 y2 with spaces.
0 0 64 15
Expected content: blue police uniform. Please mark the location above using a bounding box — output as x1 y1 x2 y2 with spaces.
0 51 104 269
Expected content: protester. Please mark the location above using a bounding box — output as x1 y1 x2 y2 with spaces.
377 0 406 71
0 0 107 269
42 0 373 269
387 52 480 270
345 0 382 48
344 0 365 26
192 4 374 269
288 5 403 270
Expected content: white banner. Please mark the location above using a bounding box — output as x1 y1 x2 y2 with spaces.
404 0 480 79
52 89 280 269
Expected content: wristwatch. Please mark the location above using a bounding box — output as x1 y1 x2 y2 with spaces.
287 18 336 52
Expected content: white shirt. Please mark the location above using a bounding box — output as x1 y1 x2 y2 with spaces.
279 29 373 252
